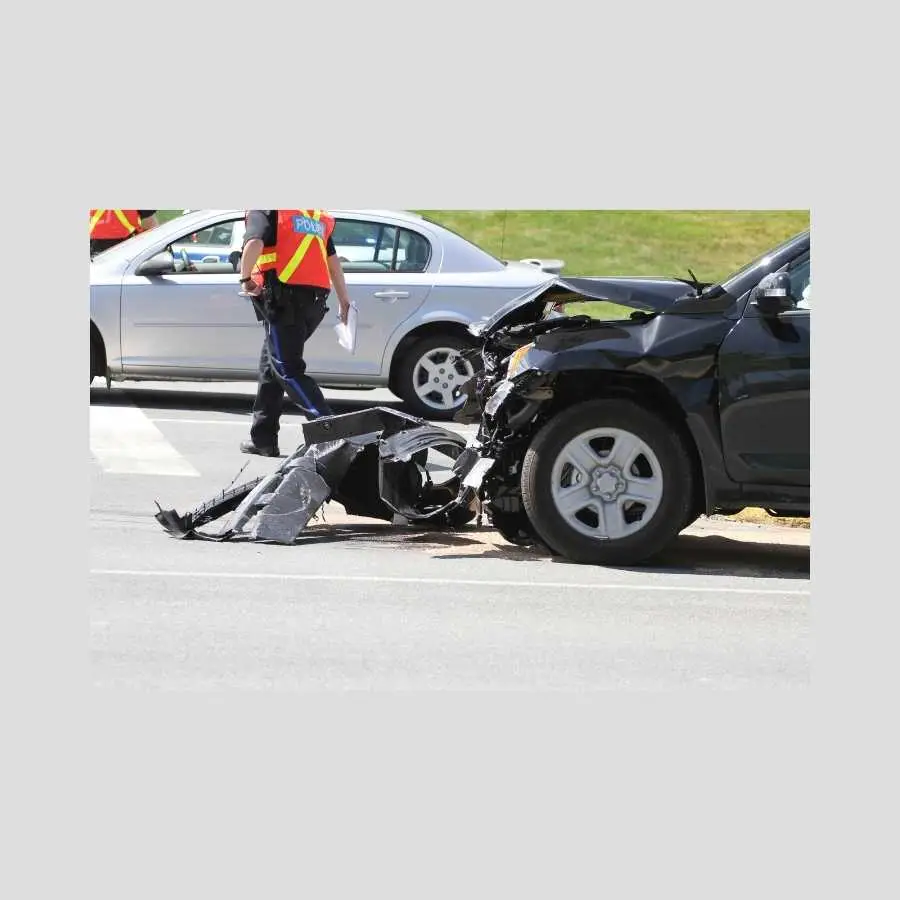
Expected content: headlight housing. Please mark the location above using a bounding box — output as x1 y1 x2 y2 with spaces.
505 342 535 379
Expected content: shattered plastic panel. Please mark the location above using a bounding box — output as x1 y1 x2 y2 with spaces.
378 426 472 521
154 407 477 543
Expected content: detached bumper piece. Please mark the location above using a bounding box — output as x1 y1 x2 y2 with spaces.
153 407 484 544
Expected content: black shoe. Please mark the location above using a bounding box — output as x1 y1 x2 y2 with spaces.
240 440 280 457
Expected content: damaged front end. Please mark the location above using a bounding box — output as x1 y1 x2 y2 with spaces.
154 407 482 543
455 274 693 546
455 336 564 547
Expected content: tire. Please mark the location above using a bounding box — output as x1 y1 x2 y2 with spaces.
520 399 694 566
395 334 480 421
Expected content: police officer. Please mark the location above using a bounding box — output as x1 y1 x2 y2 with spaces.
237 209 352 457
89 209 158 256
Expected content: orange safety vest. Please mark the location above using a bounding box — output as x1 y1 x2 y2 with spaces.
89 209 142 239
256 209 335 290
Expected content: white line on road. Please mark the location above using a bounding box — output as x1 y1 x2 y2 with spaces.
89 569 810 596
149 418 301 426
90 406 201 477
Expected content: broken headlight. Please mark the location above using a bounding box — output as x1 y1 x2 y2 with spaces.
505 342 536 380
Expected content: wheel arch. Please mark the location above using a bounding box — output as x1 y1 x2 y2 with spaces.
90 320 107 380
388 320 477 395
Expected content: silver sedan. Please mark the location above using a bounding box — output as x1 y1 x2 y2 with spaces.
90 209 560 419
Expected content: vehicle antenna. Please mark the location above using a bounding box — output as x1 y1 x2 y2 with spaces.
499 210 508 260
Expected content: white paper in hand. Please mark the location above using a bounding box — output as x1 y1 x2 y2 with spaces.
334 302 358 354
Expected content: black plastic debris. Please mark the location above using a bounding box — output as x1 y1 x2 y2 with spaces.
154 407 480 543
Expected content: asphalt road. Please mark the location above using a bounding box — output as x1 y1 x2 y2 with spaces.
89 381 811 690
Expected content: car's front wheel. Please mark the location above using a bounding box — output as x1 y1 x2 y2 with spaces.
520 399 694 566
396 334 479 420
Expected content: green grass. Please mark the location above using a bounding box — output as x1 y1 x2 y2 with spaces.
418 210 809 320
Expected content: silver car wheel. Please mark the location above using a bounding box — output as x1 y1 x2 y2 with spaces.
411 346 475 412
549 426 664 540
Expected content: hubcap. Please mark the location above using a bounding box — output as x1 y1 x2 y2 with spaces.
549 427 664 541
589 465 627 502
412 347 475 411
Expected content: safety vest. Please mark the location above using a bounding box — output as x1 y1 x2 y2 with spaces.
89 209 142 239
256 209 335 290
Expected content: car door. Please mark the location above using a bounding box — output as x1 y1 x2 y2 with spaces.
716 253 810 486
120 217 262 377
304 217 436 378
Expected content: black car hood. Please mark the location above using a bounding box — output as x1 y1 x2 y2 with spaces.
474 276 699 337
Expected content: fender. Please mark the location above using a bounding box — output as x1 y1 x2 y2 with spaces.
503 313 744 510
380 308 476 374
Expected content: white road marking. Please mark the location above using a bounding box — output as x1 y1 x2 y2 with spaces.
150 418 301 426
89 569 810 596
90 406 201 477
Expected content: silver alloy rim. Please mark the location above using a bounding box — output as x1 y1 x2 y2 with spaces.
549 426 664 540
412 347 475 411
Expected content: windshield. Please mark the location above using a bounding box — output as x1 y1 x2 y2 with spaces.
716 230 810 299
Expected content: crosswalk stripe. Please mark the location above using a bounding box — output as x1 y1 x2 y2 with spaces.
90 405 201 477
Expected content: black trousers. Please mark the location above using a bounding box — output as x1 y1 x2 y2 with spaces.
249 289 334 447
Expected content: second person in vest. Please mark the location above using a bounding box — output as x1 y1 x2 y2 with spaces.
237 209 352 457
89 209 159 257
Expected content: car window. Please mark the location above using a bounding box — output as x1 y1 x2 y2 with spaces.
787 257 810 309
167 219 244 273
332 219 431 273
173 222 235 247
207 222 235 245
186 227 215 244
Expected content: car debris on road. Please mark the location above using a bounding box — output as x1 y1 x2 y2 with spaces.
154 407 481 544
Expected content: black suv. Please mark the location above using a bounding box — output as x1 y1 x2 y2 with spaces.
457 230 810 566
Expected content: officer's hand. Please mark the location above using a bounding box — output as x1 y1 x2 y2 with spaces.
240 277 262 297
339 301 350 324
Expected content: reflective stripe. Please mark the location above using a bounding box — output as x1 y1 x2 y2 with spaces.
279 234 315 282
269 322 321 417
89 209 105 230
114 209 137 233
258 252 277 266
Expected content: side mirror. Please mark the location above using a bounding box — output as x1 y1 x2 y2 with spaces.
753 271 794 316
135 250 176 277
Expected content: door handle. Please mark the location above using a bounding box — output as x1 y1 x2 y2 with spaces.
373 290 410 301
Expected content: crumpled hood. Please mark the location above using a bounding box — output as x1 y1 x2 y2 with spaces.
473 275 698 337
